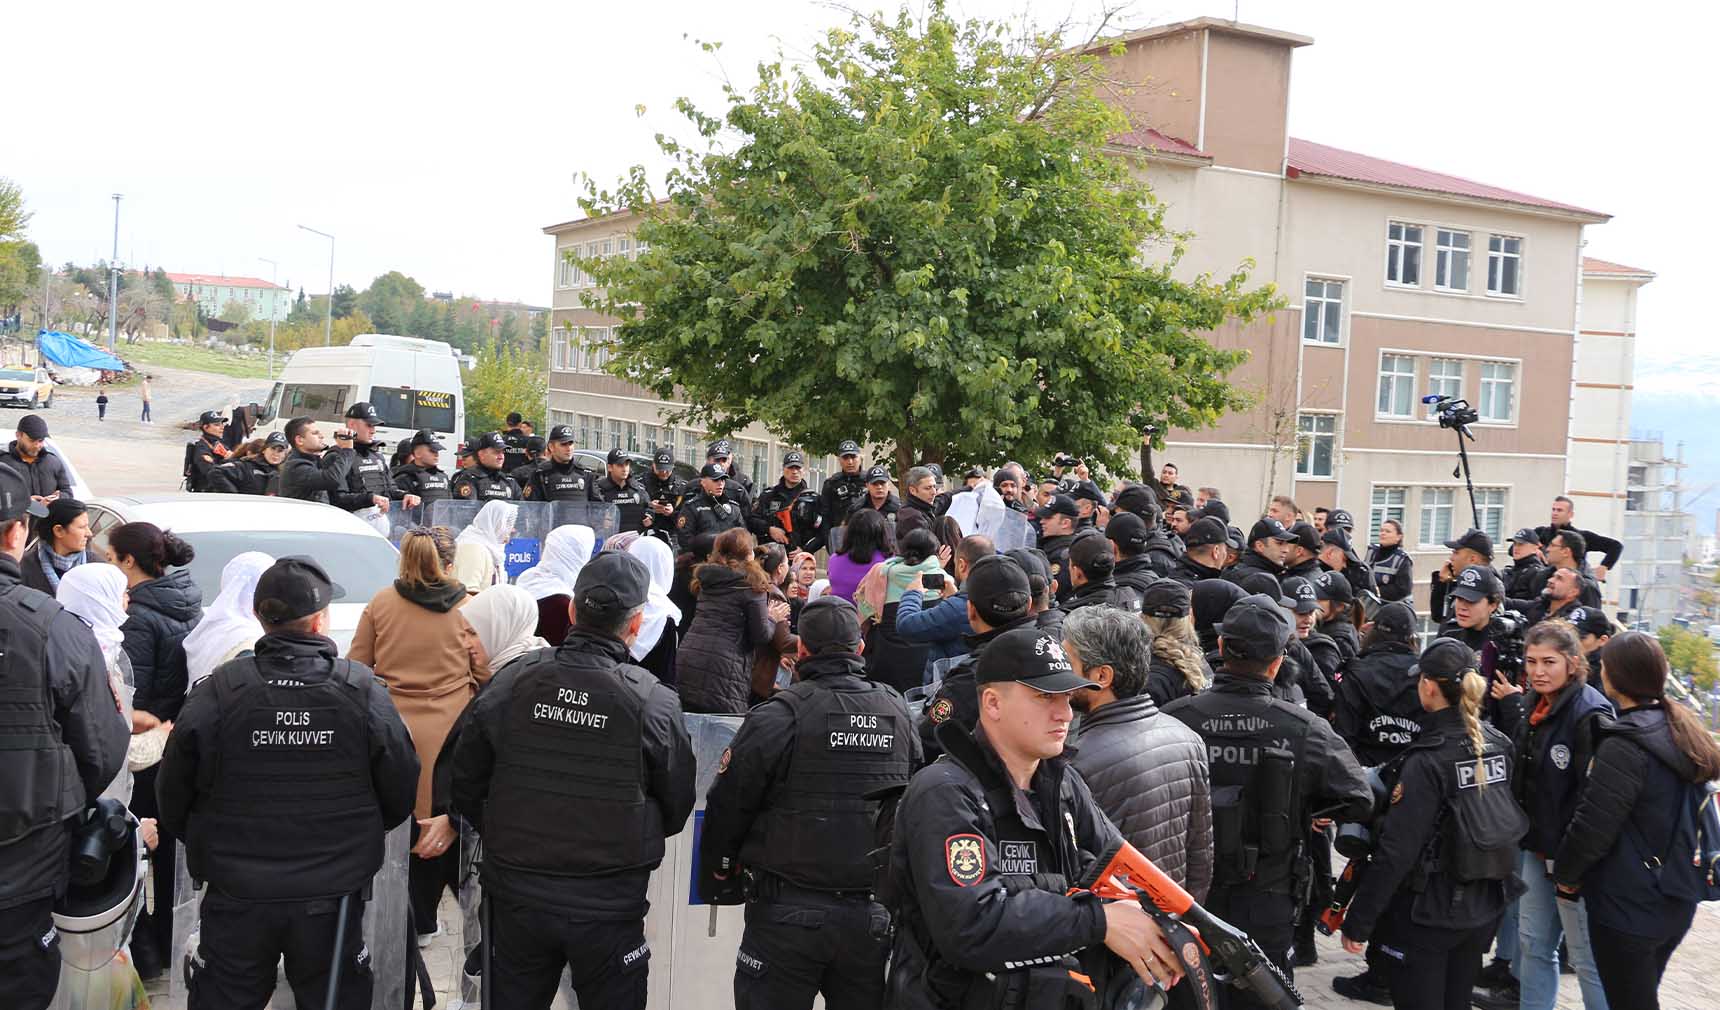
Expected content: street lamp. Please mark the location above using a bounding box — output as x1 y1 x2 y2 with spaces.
107 194 122 351
297 224 334 347
258 256 279 378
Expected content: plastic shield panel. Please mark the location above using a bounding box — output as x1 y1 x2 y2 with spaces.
550 501 622 545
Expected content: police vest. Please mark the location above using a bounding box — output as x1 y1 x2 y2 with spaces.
397 465 450 504
823 475 865 515
1370 548 1410 594
484 653 661 876
679 496 745 538
198 658 379 900
452 468 520 502
0 586 80 845
594 477 647 530
529 462 591 502
348 446 393 499
741 678 912 890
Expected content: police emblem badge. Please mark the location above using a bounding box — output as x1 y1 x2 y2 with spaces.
945 834 985 887
717 747 731 774
928 697 954 724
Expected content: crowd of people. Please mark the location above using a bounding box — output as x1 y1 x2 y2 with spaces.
3 401 1717 1010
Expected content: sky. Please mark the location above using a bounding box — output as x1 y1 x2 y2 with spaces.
7 0 1713 385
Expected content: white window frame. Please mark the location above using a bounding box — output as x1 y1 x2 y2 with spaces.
1434 228 1471 292
1368 486 1408 542
1474 487 1508 542
1386 221 1424 287
1377 353 1417 418
1424 357 1463 419
1478 360 1517 424
1486 234 1524 298
1418 487 1455 548
1302 275 1346 345
1294 412 1338 480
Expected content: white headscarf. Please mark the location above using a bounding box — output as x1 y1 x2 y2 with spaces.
57 564 129 663
182 552 274 689
461 584 548 672
626 536 681 660
807 578 830 603
456 500 518 570
515 524 595 601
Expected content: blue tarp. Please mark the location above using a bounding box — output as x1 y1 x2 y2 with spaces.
36 330 127 372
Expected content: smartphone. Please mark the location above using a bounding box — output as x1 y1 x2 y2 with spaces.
922 572 945 592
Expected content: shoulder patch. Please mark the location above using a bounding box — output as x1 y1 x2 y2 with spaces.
1549 744 1571 770
717 746 731 775
457 482 473 498
945 834 986 887
677 513 689 529
1050 563 1061 576
1390 782 1404 805
928 697 954 725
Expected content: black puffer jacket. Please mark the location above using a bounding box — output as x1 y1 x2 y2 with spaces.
121 569 204 721
1333 640 1424 768
674 564 774 714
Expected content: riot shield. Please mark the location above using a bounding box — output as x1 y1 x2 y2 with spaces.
384 502 434 544
550 501 622 551
988 507 1037 552
427 499 560 584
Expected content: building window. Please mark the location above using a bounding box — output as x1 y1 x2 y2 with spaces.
1369 486 1407 541
549 409 576 430
1425 358 1463 417
577 414 602 447
1478 361 1515 422
1419 487 1455 546
551 328 570 371
620 420 640 453
1386 221 1423 286
1295 413 1337 478
642 423 663 452
1475 487 1507 541
1302 278 1344 344
1487 235 1523 296
1435 229 1470 291
618 237 631 260
1377 354 1417 417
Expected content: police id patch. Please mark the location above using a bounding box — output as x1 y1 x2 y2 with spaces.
827 713 895 751
457 482 473 497
249 707 336 749
717 747 732 775
1458 753 1509 788
928 698 954 724
529 686 611 731
996 840 1038 874
946 834 986 886
1549 744 1571 770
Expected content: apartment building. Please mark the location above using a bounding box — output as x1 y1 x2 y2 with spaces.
168 272 291 322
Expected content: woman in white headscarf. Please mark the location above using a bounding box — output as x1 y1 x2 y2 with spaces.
517 524 595 646
181 551 273 690
626 535 682 683
452 501 518 592
459 584 549 675
58 564 168 807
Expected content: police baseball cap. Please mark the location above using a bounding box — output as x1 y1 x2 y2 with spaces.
975 627 1098 695
1069 481 1105 504
524 436 546 454
1216 594 1293 660
1567 606 1613 637
1005 548 1053 600
1112 484 1162 522
0 466 47 521
255 557 335 624
1373 601 1416 639
837 440 861 457
707 439 733 459
548 424 577 444
1444 528 1494 560
1326 508 1356 532
865 465 890 484
925 463 944 480
409 428 444 451
652 447 674 468
1193 499 1230 524
1449 564 1503 602
699 462 729 480
1249 517 1296 544
575 551 650 617
606 448 630 465
1038 494 1079 519
1140 579 1192 619
1321 526 1361 559
965 555 1032 625
1192 579 1246 633
1226 526 1246 552
797 596 864 654
963 465 986 480
1510 527 1540 545
195 410 225 428
1069 532 1114 574
1239 572 1282 598
783 450 805 468
1287 521 1321 554
264 431 290 450
473 431 508 453
1183 515 1228 549
1105 511 1150 552
344 402 381 424
1313 570 1353 605
1279 576 1318 614
1411 637 1477 685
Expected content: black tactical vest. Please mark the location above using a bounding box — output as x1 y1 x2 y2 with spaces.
485 653 660 876
530 462 592 502
742 679 913 890
396 464 450 504
593 477 647 531
452 467 520 502
348 445 393 499
198 658 379 900
0 586 80 845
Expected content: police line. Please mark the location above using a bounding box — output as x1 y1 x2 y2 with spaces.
385 500 622 580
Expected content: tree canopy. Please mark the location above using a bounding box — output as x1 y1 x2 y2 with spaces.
464 334 547 436
579 3 1276 475
0 178 40 318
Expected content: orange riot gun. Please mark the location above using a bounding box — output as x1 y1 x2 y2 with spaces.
1072 839 1304 1010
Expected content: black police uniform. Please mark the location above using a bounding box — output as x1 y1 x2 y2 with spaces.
1366 543 1415 603
0 547 128 1010
501 426 531 473
1169 554 1228 587
519 458 592 502
1227 549 1286 587
640 468 685 545
849 491 900 521
675 490 746 539
818 470 868 546
392 461 451 505
1057 576 1141 616
277 447 353 505
701 649 920 1009
450 463 524 503
450 628 696 1010
331 439 402 512
205 457 278 495
155 633 419 1010
914 617 1034 762
1038 533 1075 603
1333 639 1425 768
1502 554 1548 600
753 478 821 551
1111 554 1160 596
183 432 229 491
592 474 650 532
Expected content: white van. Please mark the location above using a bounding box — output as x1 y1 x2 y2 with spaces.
257 334 465 471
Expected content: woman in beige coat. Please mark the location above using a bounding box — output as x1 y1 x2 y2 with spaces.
348 525 490 943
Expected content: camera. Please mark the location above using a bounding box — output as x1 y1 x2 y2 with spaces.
922 572 945 592
70 798 131 887
1054 453 1081 468
1423 395 1479 431
1487 609 1530 676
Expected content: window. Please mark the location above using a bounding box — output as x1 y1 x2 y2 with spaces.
1386 222 1423 286
642 423 663 452
1369 486 1407 541
577 413 602 447
741 438 769 486
1478 361 1515 422
1425 358 1463 418
606 418 625 449
551 328 570 371
276 383 352 424
1295 413 1336 478
368 387 456 433
1377 354 1417 417
1475 487 1507 541
1435 229 1470 291
1419 488 1455 546
618 237 631 260
556 251 573 289
1302 278 1344 344
1487 235 1522 296
549 409 576 430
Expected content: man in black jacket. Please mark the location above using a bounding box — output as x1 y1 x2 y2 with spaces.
452 552 696 1009
817 441 867 545
1035 493 1079 603
328 401 413 517
1105 512 1163 595
451 431 525 502
1169 516 1231 586
850 466 900 520
1502 527 1549 600
1428 529 1495 623
1059 532 1141 615
1282 522 1323 581
276 417 353 505
894 465 940 541
0 468 127 1010
1110 486 1182 575
752 450 815 544
915 555 1035 761
707 439 756 513
1 413 75 501
591 448 650 532
640 447 685 546
391 429 452 507
1536 495 1622 582
1226 517 1294 587
518 425 589 503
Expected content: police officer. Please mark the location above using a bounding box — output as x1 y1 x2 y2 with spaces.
1502 526 1549 601
706 439 755 512
1338 638 1524 1010
1333 601 1426 768
1059 532 1141 615
1163 595 1372 1009
277 416 355 504
1317 526 1373 605
1227 517 1295 586
818 440 868 541
592 448 650 531
330 401 415 515
850 465 899 519
207 431 289 495
509 436 548 488
392 428 452 506
1311 570 1360 668
753 450 821 551
451 552 696 1009
1170 515 1232 585
184 409 232 491
1429 529 1495 623
501 411 531 473
1366 520 1415 603
155 558 419 1009
0 469 127 1010
915 554 1037 760
639 447 684 545
675 463 747 539
518 425 591 502
701 596 920 1009
886 626 1181 1008
1104 512 1163 597
1035 493 1079 604
450 431 524 502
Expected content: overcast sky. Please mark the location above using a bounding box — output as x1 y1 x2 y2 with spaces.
9 0 1711 379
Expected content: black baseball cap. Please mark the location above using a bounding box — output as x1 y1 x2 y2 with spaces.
1239 572 1282 598
1322 527 1363 564
865 465 890 484
1287 522 1321 554
1510 527 1540 545
1216 594 1293 660
1249 517 1296 544
1566 606 1613 637
652 447 674 467
1326 508 1355 532
0 466 47 521
603 448 627 465
548 424 577 444
255 557 335 624
1183 515 1228 549
1411 637 1477 685
699 462 729 480
783 450 805 467
1038 494 1079 519
798 596 864 654
963 465 986 480
575 552 650 617
1312 570 1353 604
1105 511 1150 552
1279 576 1318 614
344 402 381 424
1225 526 1246 552
1193 499 1230 524
965 555 1032 625
1005 548 1053 600
975 627 1098 694
1069 532 1114 574
1069 481 1106 504
837 440 861 457
1449 564 1502 602
409 428 444 451
1112 484 1162 522
1444 528 1494 560
524 436 546 454
259 430 288 450
1373 601 1416 639
195 410 224 428
1191 579 1246 632
472 431 508 453
707 439 733 459
1141 579 1192 619
925 463 944 480
506 411 523 426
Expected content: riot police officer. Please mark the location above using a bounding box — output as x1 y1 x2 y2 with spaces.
0 468 127 1010
591 448 649 531
1035 493 1079 604
206 431 288 495
518 424 591 502
640 446 684 545
391 428 452 506
330 401 415 516
1163 594 1372 1009
1502 527 1549 600
277 417 354 505
850 465 899 519
915 554 1037 760
675 463 747 539
817 440 868 545
1333 601 1425 768
451 552 696 1009
449 431 524 502
1169 515 1232 586
701 596 920 1009
752 450 821 551
508 436 548 488
707 439 756 512
184 409 231 491
155 558 419 1009
501 411 531 472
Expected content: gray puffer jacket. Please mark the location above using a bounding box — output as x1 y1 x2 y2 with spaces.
1068 694 1214 901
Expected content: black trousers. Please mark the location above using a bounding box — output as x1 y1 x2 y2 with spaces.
129 764 176 974
1379 918 1495 1010
188 889 371 1010
487 898 650 1010
0 896 60 1010
406 819 459 936
1205 886 1295 1010
734 891 890 1010
1588 910 1694 1010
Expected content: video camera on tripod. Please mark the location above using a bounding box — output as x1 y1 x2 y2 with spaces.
1422 395 1485 531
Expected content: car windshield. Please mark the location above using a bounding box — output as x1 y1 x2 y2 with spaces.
175 531 399 606
0 369 35 381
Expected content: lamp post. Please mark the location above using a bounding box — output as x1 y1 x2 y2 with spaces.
297 224 334 346
107 194 122 351
258 257 279 378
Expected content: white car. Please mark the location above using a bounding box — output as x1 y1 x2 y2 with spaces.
84 494 400 653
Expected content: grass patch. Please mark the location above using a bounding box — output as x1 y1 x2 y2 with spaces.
119 341 274 380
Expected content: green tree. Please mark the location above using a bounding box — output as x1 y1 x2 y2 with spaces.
151 267 175 302
0 178 30 241
359 271 426 334
463 335 547 436
0 240 41 320
219 299 251 324
579 4 1275 474
330 284 359 319
1658 625 1719 690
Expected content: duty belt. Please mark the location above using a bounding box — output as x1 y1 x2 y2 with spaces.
744 870 873 904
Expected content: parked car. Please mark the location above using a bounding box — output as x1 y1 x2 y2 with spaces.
0 366 55 409
573 449 699 486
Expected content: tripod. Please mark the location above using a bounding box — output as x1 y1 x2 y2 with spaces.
1426 395 1484 531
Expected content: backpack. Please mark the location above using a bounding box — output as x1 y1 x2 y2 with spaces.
1629 779 1720 903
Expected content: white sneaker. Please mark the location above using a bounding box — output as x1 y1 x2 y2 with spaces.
416 923 444 948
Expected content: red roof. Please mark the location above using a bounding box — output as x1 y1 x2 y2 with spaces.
1286 138 1607 219
1582 256 1655 278
166 272 284 290
1108 127 1208 160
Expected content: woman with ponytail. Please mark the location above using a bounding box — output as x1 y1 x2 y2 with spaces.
1339 637 1527 1010
1554 632 1720 1009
